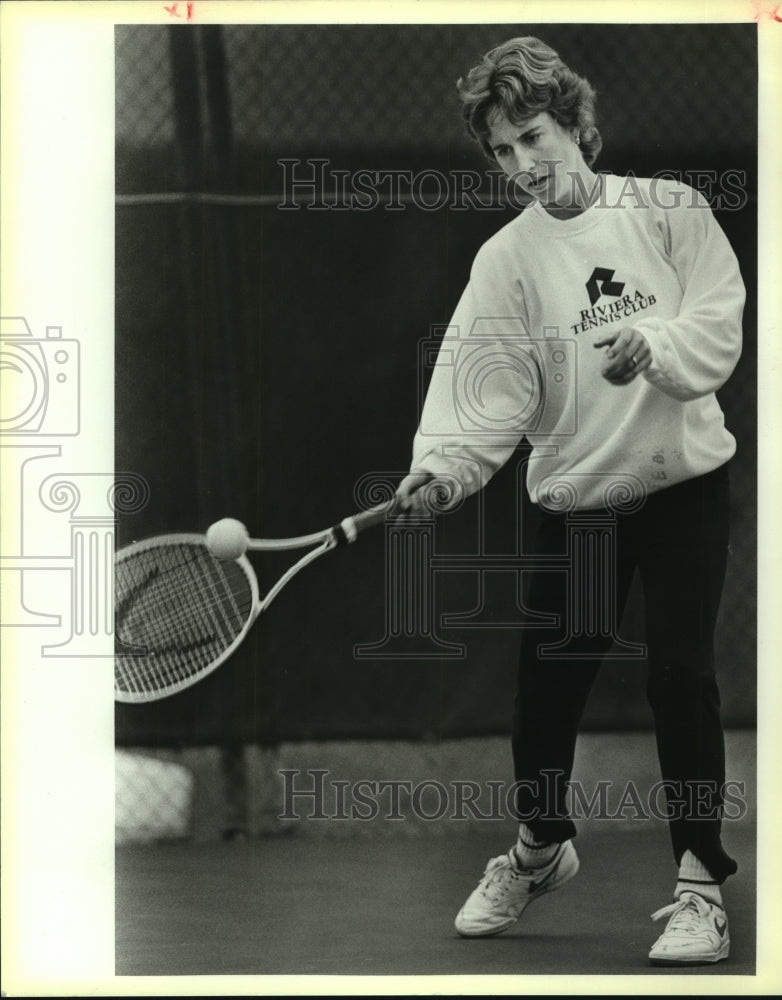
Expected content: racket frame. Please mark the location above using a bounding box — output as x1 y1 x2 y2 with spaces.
114 533 261 704
113 501 391 703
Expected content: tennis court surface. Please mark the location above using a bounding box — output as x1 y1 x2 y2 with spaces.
116 733 756 980
117 825 756 979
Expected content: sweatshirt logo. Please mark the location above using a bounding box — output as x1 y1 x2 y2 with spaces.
586 267 625 306
571 266 657 335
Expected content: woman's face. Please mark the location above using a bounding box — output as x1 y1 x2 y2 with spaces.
487 110 592 213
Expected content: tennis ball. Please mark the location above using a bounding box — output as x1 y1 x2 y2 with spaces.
206 518 249 560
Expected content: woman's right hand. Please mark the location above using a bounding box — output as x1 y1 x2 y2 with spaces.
395 471 435 518
395 471 462 520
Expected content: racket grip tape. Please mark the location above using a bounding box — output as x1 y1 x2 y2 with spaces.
334 501 394 545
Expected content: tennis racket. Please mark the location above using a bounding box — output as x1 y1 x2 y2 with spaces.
114 501 393 703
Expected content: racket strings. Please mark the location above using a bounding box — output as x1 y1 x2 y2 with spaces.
115 554 249 654
115 542 255 697
115 583 247 693
126 552 242 644
116 553 233 654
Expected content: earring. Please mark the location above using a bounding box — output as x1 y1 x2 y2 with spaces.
574 133 581 146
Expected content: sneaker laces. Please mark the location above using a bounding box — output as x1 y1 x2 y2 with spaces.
651 892 712 933
476 853 524 901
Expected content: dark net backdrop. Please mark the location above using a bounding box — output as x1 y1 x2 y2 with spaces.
115 23 757 747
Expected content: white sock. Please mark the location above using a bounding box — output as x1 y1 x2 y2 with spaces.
513 823 560 869
675 849 723 907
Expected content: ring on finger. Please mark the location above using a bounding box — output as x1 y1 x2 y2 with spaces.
631 354 638 368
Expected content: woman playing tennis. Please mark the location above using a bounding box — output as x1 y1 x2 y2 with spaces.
397 35 744 966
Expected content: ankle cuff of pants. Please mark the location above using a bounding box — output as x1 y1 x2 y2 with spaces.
675 842 738 884
516 816 577 845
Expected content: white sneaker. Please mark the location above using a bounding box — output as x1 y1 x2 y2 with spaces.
649 891 730 965
454 841 579 937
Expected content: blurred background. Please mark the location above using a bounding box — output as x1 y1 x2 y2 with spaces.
114 22 757 839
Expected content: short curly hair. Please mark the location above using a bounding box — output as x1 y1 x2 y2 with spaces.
457 36 602 167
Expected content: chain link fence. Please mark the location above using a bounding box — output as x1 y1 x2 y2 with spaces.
116 750 194 843
118 23 758 178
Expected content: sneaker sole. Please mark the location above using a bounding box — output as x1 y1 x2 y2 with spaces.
649 938 730 966
455 918 518 939
455 843 580 938
650 955 729 966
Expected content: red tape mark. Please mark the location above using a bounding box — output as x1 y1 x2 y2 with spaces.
164 2 194 19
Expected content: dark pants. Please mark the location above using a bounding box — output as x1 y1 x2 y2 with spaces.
511 463 738 883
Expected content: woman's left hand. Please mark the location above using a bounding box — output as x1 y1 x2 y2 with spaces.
594 328 652 385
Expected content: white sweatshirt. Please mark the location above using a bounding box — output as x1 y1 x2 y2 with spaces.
411 175 745 511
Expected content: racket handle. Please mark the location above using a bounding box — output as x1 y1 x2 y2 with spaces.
336 501 395 544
